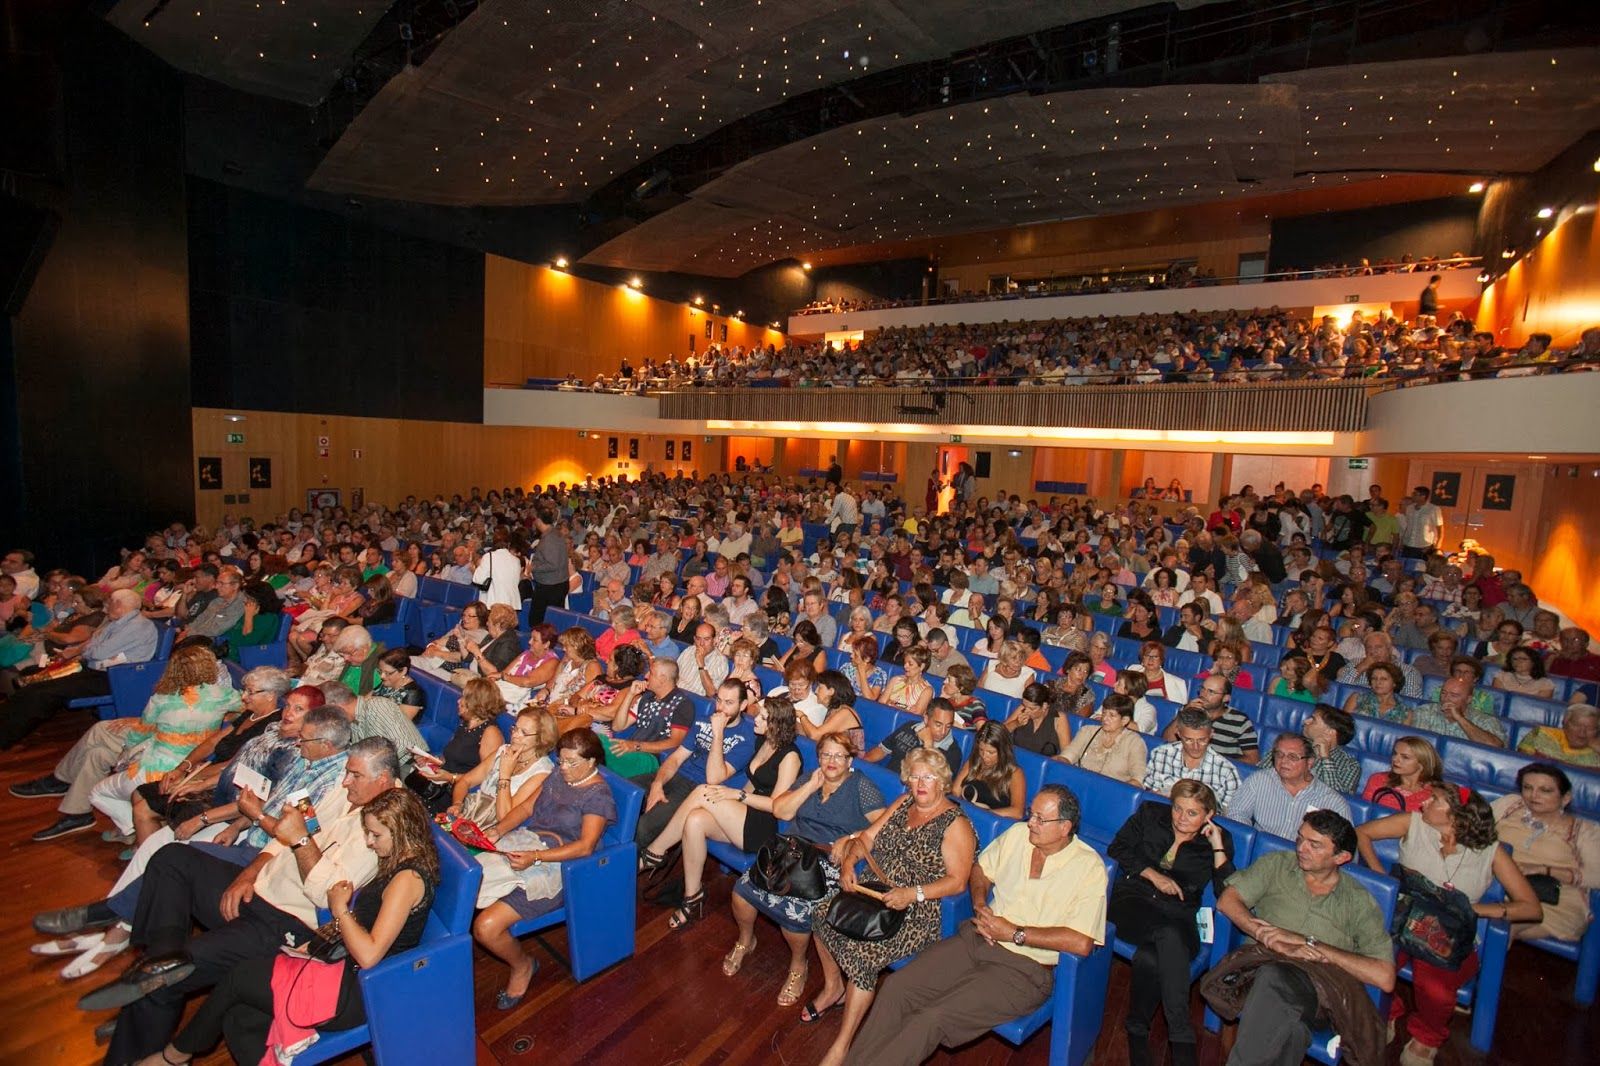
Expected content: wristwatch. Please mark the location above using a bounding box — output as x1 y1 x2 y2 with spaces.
914 884 926 904
1304 935 1319 949
289 835 312 850
1012 927 1028 946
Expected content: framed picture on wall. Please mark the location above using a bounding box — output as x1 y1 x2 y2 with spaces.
719 323 728 343
306 489 341 512
607 436 618 459
628 438 639 459
1481 475 1515 510
682 440 692 461
197 457 222 490
249 457 272 489
705 320 714 339
665 440 675 460
1429 471 1461 507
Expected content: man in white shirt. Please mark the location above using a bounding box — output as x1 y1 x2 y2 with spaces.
2 549 40 600
827 485 860 534
1399 485 1444 560
1177 572 1224 616
1230 592 1274 645
722 575 760 626
676 623 730 697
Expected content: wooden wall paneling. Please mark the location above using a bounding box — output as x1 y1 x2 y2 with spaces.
1477 199 1600 348
1532 463 1600 637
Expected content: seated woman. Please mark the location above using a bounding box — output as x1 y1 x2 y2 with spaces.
840 634 888 703
567 643 651 735
667 593 704 643
1362 735 1445 812
221 583 282 663
642 695 804 930
1517 703 1600 767
1004 681 1070 759
880 617 921 668
411 602 489 679
951 721 1025 819
1492 645 1557 700
1269 651 1326 704
978 639 1037 699
1344 660 1407 722
838 605 875 652
371 648 426 720
496 622 561 711
968 615 1009 660
445 707 558 843
594 605 642 667
724 637 765 712
1111 669 1159 733
1086 631 1119 685
82 644 241 844
287 566 364 668
1357 784 1541 1066
1041 602 1089 651
806 747 976 1066
1130 640 1189 705
357 573 397 625
470 728 618 1009
1061 693 1148 786
724 732 887 1005
805 669 867 752
134 789 441 1066
1197 639 1253 690
1491 762 1600 943
406 676 506 814
538 627 602 716
461 604 523 689
941 665 987 728
1108 781 1234 1066
880 646 936 715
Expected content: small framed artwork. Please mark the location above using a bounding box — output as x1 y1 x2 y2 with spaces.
351 487 365 511
607 436 618 459
306 489 341 511
1429 471 1461 508
249 457 272 489
705 320 714 339
197 456 222 490
1481 475 1515 511
719 323 728 342
628 438 639 460
682 439 692 461
665 440 675 460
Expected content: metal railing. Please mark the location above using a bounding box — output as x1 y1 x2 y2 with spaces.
658 381 1374 432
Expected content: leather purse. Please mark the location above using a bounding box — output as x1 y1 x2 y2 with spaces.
750 834 829 900
824 880 907 942
1390 863 1478 969
1524 873 1562 906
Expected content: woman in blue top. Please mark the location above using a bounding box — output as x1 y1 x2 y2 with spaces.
722 731 886 1008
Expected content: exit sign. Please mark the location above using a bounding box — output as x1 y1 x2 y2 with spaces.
225 432 245 444
950 434 963 443
1347 457 1370 470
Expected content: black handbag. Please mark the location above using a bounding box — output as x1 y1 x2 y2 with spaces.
1525 873 1562 905
1390 863 1478 969
824 880 907 942
473 553 493 592
750 834 829 900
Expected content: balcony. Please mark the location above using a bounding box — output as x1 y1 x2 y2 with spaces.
658 381 1371 432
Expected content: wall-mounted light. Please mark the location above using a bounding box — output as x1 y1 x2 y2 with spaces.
1501 248 1516 259
628 276 643 289
693 295 704 306
801 261 812 271
1468 181 1485 193
1536 207 1555 219
223 414 247 423
553 256 569 269
1476 271 1491 284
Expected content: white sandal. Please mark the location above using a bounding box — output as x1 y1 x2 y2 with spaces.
61 938 129 980
32 932 106 957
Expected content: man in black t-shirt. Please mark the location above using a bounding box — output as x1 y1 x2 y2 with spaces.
864 699 962 778
608 659 695 781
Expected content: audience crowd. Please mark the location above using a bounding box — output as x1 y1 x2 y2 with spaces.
4 466 1599 1066
559 307 1599 393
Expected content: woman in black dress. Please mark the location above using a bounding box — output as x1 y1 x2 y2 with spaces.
950 720 1025 819
1106 780 1235 1066
1003 681 1069 758
644 694 803 931
372 648 427 720
406 676 506 814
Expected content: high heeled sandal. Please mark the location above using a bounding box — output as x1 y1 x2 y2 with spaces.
721 937 757 977
667 890 705 930
637 848 667 873
776 965 808 1007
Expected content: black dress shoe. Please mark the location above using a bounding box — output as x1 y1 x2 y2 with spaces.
32 813 95 842
10 775 69 799
34 903 118 936
77 954 195 1012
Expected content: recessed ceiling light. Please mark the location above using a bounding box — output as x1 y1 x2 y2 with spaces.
1536 207 1554 219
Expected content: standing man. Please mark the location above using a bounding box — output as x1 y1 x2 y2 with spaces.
1399 486 1444 560
826 454 844 490
1418 274 1441 324
526 505 569 626
845 784 1107 1065
474 531 525 611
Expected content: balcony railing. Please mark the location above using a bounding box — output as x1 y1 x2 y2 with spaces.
659 381 1373 432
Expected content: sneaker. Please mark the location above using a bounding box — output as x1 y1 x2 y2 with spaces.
10 775 69 799
31 813 96 842
100 829 134 844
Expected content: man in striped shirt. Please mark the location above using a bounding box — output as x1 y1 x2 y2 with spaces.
1162 675 1260 764
1144 708 1243 808
1227 734 1351 841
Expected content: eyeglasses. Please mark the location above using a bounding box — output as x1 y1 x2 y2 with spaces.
557 757 589 769
1275 752 1310 763
296 734 325 747
1024 810 1069 824
906 773 942 784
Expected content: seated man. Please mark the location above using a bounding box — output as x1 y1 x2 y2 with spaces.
1336 630 1424 699
1382 675 1506 748
1295 703 1362 794
863 698 962 778
924 627 971 678
634 677 756 849
0 588 159 749
607 657 696 781
845 784 1108 1066
83 736 399 1064
1547 626 1600 685
320 680 427 776
1144 708 1243 808
1162 675 1260 764
1227 734 1352 840
676 622 729 697
1210 811 1395 1066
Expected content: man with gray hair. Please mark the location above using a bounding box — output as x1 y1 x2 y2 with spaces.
0 586 159 750
179 566 246 641
86 736 401 1062
320 680 425 776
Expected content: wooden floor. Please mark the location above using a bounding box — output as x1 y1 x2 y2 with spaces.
3 713 1597 1066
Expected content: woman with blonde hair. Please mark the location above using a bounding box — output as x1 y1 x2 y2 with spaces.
1361 736 1444 812
881 645 937 714
979 639 1037 698
408 676 506 813
448 706 558 842
539 627 602 715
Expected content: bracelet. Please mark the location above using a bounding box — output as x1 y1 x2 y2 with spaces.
198 812 210 827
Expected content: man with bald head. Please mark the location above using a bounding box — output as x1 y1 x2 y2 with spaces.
0 587 159 750
1387 675 1507 747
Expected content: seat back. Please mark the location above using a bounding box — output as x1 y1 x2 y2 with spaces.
429 828 484 936
1038 761 1146 846
602 767 645 845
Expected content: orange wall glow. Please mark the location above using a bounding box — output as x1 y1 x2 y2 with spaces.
483 256 785 385
1477 200 1600 348
1532 465 1600 638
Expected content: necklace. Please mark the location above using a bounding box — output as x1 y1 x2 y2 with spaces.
569 767 601 787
